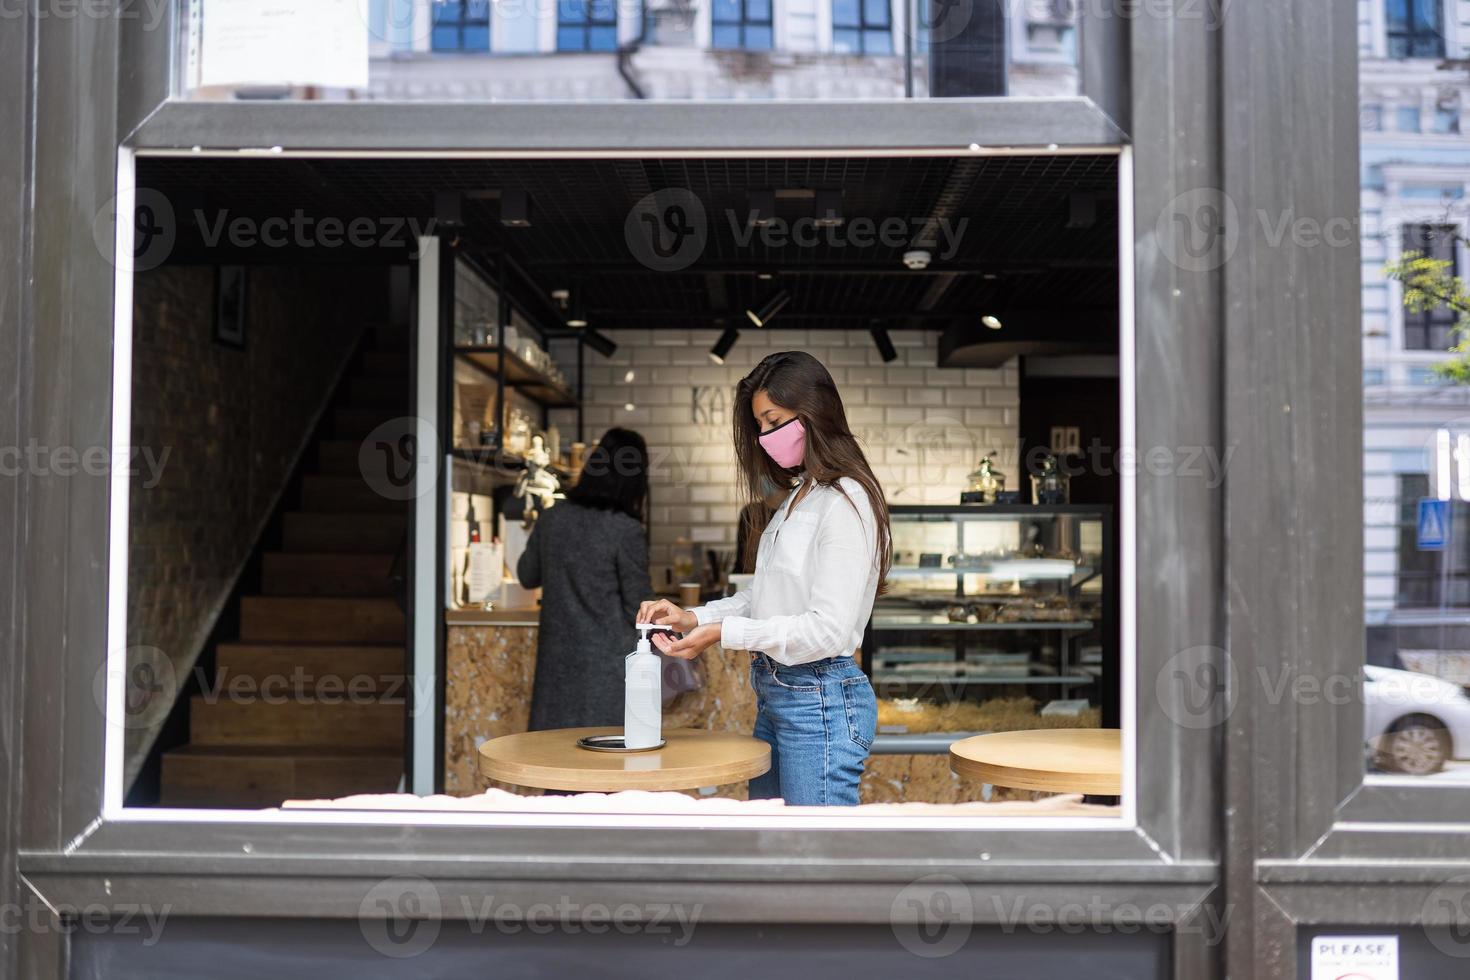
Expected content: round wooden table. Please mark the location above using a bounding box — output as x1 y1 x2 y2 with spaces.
949 728 1122 796
478 727 771 792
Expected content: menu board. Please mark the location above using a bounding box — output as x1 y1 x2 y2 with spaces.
198 0 370 90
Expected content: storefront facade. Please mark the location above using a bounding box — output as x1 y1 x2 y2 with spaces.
5 1 1465 977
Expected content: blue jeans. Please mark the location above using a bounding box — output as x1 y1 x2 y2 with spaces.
747 653 877 806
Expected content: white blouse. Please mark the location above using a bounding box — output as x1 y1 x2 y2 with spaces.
693 476 882 667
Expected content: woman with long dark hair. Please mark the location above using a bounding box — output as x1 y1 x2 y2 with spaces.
519 428 653 731
639 352 890 806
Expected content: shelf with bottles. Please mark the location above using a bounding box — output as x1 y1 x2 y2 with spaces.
454 345 577 408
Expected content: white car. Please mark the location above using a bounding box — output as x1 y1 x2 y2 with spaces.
1365 664 1470 775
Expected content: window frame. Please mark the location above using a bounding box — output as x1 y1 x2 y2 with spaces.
556 0 621 52
831 0 893 55
1385 0 1446 59
1400 222 1459 351
711 0 775 51
431 0 493 52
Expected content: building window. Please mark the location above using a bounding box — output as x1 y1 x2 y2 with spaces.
1395 474 1470 607
1396 105 1422 133
1402 223 1459 350
558 0 620 51
833 0 892 54
712 0 773 50
1365 367 1386 386
1387 0 1445 59
432 0 491 50
1435 107 1461 135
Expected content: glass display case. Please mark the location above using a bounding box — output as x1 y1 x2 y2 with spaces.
867 505 1113 751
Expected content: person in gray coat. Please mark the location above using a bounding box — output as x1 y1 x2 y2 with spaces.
517 428 654 731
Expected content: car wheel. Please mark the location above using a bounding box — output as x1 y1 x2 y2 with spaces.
1377 714 1451 776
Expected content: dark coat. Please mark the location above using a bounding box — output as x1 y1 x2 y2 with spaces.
516 501 653 731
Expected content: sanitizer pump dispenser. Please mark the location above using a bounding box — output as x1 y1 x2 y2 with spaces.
624 624 663 749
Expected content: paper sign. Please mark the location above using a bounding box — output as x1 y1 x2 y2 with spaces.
200 0 370 90
1310 935 1399 980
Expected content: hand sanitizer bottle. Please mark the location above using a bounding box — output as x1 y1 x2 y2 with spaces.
625 624 663 749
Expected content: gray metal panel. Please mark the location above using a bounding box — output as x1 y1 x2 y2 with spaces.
115 0 173 141
1078 0 1131 135
23 867 1215 927
1218 0 1363 972
22 0 120 854
1333 781 1470 824
1126 0 1222 865
127 98 1128 153
0 4 30 979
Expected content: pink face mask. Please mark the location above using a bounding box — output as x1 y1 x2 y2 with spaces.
758 417 807 469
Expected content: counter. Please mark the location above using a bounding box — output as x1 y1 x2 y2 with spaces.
442 603 1046 802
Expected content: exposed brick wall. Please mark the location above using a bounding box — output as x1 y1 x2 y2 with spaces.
562 328 1018 587
125 264 387 784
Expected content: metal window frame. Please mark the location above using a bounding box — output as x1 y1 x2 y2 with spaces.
9 0 1463 977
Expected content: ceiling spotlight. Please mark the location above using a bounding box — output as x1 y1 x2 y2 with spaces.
747 190 776 227
566 298 587 329
815 189 844 228
499 188 532 228
624 402 636 412
624 369 636 383
870 327 898 363
584 329 617 358
981 314 1004 331
746 288 791 328
710 327 741 365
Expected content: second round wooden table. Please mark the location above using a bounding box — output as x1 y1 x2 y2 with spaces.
949 728 1122 796
478 727 771 792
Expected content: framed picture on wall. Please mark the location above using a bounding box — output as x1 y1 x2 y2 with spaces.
214 265 248 349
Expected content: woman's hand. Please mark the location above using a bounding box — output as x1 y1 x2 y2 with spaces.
653 623 722 660
636 598 697 633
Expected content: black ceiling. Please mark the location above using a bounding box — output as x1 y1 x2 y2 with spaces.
138 154 1119 334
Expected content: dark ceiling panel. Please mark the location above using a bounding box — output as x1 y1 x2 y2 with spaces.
138 154 1119 331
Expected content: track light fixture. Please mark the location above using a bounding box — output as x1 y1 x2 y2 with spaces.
499 189 532 228
746 288 791 328
710 327 741 365
870 327 898 363
981 314 1003 330
583 329 617 358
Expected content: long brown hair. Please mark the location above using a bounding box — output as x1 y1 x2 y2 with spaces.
733 351 891 589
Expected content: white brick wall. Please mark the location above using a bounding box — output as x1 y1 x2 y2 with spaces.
567 328 1019 586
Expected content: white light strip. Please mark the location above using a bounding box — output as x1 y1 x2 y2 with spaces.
1456 433 1469 502
103 150 137 817
105 145 1138 833
1437 428 1453 501
138 145 1125 162
412 236 441 795
1117 144 1139 828
104 804 1127 833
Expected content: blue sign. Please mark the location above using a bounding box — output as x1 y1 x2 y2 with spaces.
1418 498 1449 551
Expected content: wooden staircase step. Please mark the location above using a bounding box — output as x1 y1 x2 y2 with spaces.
188 695 405 749
316 440 366 476
331 407 398 440
215 642 405 694
301 475 404 513
361 350 408 379
283 512 405 553
262 551 397 596
240 596 404 643
160 745 403 809
347 378 409 410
